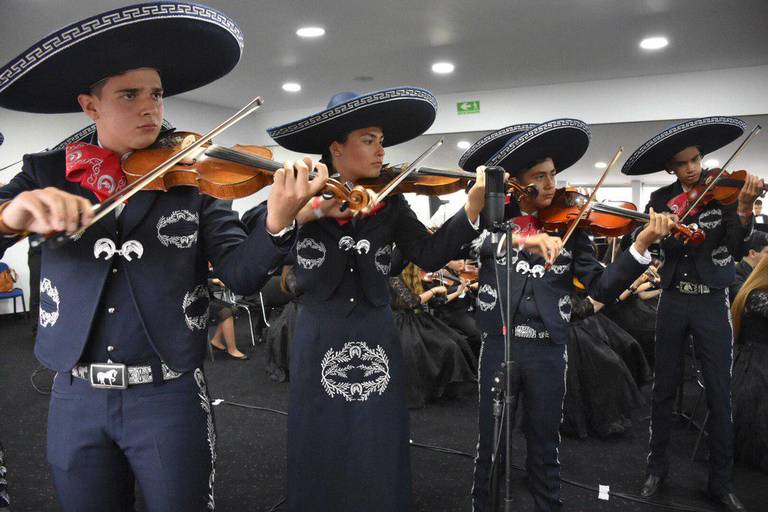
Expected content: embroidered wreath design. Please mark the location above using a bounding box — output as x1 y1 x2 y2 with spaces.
157 209 199 248
39 278 60 328
320 341 391 402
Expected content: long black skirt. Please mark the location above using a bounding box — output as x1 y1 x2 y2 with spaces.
392 309 477 409
288 302 412 512
563 314 647 438
733 342 768 472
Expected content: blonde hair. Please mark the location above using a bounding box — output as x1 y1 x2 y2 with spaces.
400 262 424 296
731 255 768 340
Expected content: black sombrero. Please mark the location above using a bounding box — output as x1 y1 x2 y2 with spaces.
0 1 243 114
486 119 591 174
458 123 537 172
621 116 746 176
267 87 438 154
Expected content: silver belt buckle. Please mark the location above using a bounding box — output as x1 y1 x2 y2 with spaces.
677 281 697 294
89 363 128 389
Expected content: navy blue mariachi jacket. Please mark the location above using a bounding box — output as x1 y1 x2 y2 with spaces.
645 180 751 290
0 147 294 373
472 201 646 345
281 194 478 316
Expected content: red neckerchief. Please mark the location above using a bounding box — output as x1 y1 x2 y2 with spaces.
65 142 126 202
511 214 542 237
335 199 387 226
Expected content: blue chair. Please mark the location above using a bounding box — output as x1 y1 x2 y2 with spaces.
0 262 28 320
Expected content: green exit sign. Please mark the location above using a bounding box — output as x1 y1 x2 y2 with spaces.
457 100 480 115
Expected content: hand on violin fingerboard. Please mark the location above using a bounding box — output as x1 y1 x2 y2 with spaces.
737 172 764 218
633 208 676 253
266 157 328 233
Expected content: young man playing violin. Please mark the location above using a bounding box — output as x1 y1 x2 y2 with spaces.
265 87 487 512
462 120 675 512
622 117 764 512
0 4 325 511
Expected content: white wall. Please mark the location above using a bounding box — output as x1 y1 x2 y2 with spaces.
2 63 767 313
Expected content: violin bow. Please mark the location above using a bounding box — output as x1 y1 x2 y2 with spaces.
678 124 762 223
558 146 624 249
33 96 265 247
369 138 444 207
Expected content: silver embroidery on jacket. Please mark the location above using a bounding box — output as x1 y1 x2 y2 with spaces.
93 238 144 261
182 285 209 331
156 209 199 248
297 238 326 270
477 284 498 312
711 245 732 267
39 278 60 328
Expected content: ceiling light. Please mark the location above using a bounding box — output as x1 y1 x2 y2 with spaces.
594 161 608 169
640 36 668 50
431 62 455 74
703 158 720 168
282 82 301 92
296 26 325 38
456 140 471 150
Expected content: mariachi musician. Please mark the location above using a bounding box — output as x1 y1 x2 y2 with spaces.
622 117 764 512
263 86 488 512
0 3 324 510
463 119 675 512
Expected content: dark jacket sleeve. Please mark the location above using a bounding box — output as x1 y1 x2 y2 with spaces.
0 155 42 256
721 202 752 259
201 200 296 296
573 230 646 305
393 198 478 272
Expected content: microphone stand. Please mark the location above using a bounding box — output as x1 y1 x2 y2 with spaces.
488 219 523 512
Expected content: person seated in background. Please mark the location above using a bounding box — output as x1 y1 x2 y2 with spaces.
731 255 768 473
208 277 248 361
427 259 482 357
389 262 477 409
730 231 768 299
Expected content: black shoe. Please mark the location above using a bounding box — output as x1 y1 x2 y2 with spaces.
226 352 249 361
708 492 747 512
640 474 664 498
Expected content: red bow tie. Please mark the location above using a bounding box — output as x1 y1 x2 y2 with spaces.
65 142 127 202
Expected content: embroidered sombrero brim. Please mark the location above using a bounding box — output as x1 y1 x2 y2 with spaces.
267 87 438 154
458 123 538 172
50 119 175 151
621 116 746 176
0 2 243 113
486 119 591 174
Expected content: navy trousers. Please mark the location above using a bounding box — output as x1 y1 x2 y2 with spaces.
47 369 216 512
472 334 567 512
647 288 734 496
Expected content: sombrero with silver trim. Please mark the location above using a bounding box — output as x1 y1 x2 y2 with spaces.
0 1 243 113
621 116 746 176
50 119 175 151
267 87 438 154
458 123 537 172
486 119 591 174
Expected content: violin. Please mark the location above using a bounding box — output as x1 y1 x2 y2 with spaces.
354 164 536 203
122 131 371 210
539 188 706 244
681 168 767 214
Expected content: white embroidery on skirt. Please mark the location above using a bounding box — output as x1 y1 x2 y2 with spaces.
156 209 199 248
194 369 217 511
320 341 391 402
477 284 498 312
39 278 60 328
182 285 209 331
297 237 326 270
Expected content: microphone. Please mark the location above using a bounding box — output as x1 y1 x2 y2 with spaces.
483 166 506 243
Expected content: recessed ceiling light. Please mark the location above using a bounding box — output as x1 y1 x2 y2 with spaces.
431 62 455 74
703 158 720 168
594 161 608 169
640 36 668 50
282 82 301 92
456 140 471 150
296 26 325 38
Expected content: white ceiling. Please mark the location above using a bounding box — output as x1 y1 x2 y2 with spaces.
2 0 767 112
